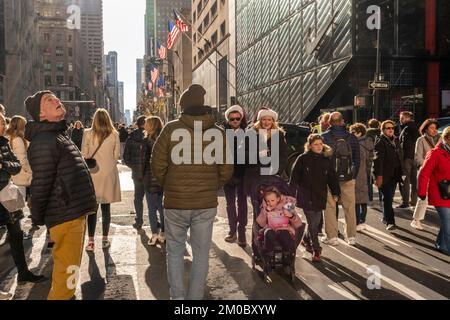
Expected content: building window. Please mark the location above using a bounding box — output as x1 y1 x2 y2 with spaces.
68 34 72 43
194 56 197 65
56 47 64 57
211 31 218 46
56 34 62 42
197 1 202 15
44 62 52 71
44 74 52 86
193 11 196 22
198 24 203 34
56 75 64 85
220 21 226 38
211 1 218 18
193 33 197 43
68 48 73 57
44 33 50 41
69 76 74 85
68 63 73 72
56 62 64 72
203 14 209 28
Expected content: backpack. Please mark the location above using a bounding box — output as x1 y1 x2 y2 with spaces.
331 132 354 181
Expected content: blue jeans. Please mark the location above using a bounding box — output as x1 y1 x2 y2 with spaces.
133 178 145 226
147 192 164 234
435 207 450 255
165 208 217 300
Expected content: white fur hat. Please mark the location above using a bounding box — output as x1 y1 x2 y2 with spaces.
225 105 244 120
257 109 279 122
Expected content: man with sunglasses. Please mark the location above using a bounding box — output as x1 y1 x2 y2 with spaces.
222 105 248 246
374 120 404 231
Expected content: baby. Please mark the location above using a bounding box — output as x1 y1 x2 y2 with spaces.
256 187 302 253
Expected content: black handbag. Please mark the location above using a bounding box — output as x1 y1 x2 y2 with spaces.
438 180 450 200
85 140 105 174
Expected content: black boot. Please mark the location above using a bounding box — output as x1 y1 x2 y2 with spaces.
18 271 47 285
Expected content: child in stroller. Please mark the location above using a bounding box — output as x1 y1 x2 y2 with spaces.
251 178 304 282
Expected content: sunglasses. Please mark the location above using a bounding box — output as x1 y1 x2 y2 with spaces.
230 118 241 122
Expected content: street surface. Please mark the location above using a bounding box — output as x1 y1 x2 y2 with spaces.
0 164 449 300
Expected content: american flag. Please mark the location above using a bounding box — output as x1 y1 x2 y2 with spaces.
157 74 166 98
174 10 189 32
157 41 167 60
151 66 159 84
167 21 181 50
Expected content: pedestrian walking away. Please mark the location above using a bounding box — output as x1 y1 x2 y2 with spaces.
70 121 84 151
398 111 420 209
81 108 121 252
151 84 233 300
25 90 97 300
321 112 360 245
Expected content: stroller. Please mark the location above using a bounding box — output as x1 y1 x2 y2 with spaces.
250 175 305 283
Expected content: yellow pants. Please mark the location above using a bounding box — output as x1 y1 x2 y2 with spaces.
47 216 86 300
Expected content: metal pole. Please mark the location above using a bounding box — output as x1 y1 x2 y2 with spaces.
374 26 381 119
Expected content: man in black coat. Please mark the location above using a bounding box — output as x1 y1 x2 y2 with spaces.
123 115 147 229
398 111 420 208
24 90 97 300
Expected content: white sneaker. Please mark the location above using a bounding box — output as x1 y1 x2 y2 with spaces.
411 220 424 230
148 234 158 246
321 237 339 246
347 237 356 246
0 291 13 300
158 232 166 244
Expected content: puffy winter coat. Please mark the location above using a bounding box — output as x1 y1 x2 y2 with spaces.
7 136 32 187
151 109 233 209
418 142 450 208
123 128 146 180
0 136 22 226
25 121 97 229
289 146 340 211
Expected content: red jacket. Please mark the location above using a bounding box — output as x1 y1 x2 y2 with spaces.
418 142 450 208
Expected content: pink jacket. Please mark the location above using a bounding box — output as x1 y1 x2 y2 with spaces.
256 195 302 236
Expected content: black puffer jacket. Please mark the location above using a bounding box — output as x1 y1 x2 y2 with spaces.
0 136 22 226
119 127 129 143
143 136 162 193
25 121 97 229
290 147 340 211
123 128 146 180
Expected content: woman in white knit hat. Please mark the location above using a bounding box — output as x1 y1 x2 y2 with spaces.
243 107 288 219
223 105 249 246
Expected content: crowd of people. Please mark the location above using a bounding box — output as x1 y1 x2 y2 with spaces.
0 83 449 301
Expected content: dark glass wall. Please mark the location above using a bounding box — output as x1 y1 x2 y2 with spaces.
236 0 353 122
0 0 5 103
438 0 450 57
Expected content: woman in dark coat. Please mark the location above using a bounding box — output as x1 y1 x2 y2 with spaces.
70 121 84 150
244 108 288 218
143 116 165 246
0 113 45 285
374 120 404 231
290 134 340 262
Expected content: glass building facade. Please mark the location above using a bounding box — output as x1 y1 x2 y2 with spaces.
236 0 450 123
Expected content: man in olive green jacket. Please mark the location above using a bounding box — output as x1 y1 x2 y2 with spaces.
151 84 233 300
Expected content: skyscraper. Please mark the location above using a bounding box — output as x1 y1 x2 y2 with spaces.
155 0 191 45
136 58 145 103
145 0 156 57
119 81 124 114
68 0 104 81
0 0 5 104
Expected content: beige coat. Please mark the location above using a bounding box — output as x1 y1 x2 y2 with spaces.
8 136 32 187
81 130 121 204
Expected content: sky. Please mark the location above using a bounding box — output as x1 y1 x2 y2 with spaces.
103 0 146 113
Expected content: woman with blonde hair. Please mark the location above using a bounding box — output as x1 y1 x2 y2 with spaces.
81 108 121 251
144 116 165 246
5 116 32 197
243 108 288 233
